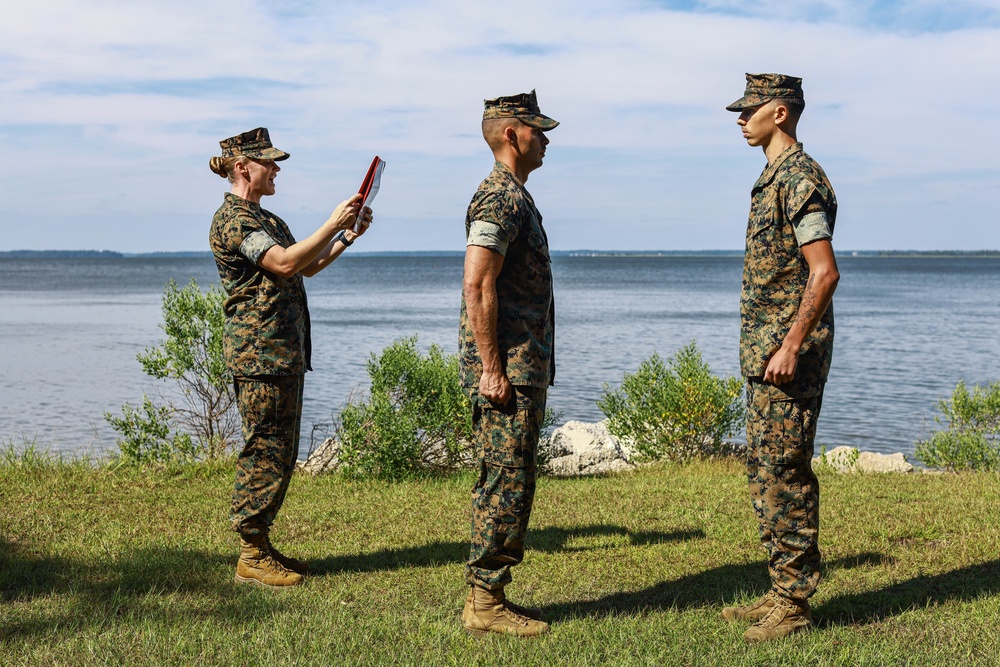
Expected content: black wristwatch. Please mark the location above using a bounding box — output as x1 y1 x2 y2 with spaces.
334 230 354 247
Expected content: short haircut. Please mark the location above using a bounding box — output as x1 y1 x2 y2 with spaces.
773 97 805 120
482 117 521 151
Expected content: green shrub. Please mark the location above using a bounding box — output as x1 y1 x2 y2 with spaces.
598 341 744 463
326 336 561 480
915 380 1000 471
334 337 474 480
104 395 198 465
106 278 237 464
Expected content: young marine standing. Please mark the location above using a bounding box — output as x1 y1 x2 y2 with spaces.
459 91 558 637
723 74 840 642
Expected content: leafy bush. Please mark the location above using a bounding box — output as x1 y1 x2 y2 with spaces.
104 395 198 465
915 380 1000 471
106 279 237 464
322 336 561 480
598 341 744 463
334 337 474 480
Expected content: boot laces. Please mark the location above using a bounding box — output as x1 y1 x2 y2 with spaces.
251 548 290 572
500 606 531 627
760 598 800 628
746 592 774 611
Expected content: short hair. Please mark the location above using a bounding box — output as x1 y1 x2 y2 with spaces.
482 117 521 151
773 97 805 121
209 155 251 184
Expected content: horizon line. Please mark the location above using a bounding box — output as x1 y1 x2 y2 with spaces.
3 249 1000 258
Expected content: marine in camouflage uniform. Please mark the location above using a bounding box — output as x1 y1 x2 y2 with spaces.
208 127 371 587
211 189 310 538
724 74 840 641
459 91 558 637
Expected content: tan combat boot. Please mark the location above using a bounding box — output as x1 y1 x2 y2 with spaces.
721 591 778 621
264 534 310 575
743 596 812 643
462 585 550 637
464 586 543 620
235 534 304 588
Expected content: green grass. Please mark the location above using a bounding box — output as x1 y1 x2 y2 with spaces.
2 449 999 666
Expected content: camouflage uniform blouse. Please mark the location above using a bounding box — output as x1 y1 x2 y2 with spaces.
459 162 555 389
209 192 311 377
741 143 837 382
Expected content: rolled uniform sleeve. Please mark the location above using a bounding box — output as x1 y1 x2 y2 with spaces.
792 211 832 246
785 174 832 247
240 230 278 265
467 220 510 256
471 193 521 244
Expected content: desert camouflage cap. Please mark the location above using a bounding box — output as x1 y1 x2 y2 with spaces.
219 127 290 161
483 90 559 130
726 73 804 112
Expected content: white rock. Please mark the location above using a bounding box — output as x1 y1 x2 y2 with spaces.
856 451 914 473
297 437 340 475
544 420 636 477
814 445 858 472
813 445 914 473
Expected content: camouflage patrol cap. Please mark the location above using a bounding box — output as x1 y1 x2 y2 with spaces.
726 73 804 112
219 127 290 161
483 89 559 130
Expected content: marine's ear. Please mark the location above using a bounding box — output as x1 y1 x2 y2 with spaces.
504 124 518 146
772 102 789 126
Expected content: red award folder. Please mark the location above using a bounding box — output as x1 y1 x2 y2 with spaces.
355 156 386 231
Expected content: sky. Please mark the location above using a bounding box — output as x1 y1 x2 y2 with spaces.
2 0 999 252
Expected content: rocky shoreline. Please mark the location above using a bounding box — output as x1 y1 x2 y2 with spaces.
543 420 915 476
300 419 919 477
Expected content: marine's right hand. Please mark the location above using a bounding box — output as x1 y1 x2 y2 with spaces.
479 369 513 405
327 194 364 231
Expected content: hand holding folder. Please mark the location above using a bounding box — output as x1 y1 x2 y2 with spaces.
356 156 386 232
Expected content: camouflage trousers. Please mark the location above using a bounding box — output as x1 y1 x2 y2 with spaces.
466 385 546 590
230 374 304 536
745 377 824 602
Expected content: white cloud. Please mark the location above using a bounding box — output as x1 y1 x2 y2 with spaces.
1 0 998 251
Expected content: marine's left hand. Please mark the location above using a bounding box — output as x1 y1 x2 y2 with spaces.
763 345 798 385
347 207 373 242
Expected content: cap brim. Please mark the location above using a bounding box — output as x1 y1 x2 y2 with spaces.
726 92 787 112
726 96 750 112
520 114 559 131
258 147 290 161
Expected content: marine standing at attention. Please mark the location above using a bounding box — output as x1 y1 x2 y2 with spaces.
459 91 558 637
722 74 840 642
208 127 373 588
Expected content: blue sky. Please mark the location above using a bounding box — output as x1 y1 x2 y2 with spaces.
2 0 998 252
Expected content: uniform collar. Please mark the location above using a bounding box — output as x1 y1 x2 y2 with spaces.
225 191 263 211
753 142 803 191
493 160 537 211
493 160 527 187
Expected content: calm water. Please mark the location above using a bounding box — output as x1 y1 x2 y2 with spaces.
1 254 998 459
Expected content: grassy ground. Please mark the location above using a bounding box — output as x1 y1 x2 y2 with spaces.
1 451 999 666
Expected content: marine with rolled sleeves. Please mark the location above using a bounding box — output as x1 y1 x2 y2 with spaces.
209 127 372 588
721 73 840 643
458 90 558 637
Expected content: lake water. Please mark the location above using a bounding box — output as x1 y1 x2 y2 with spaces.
1 254 998 459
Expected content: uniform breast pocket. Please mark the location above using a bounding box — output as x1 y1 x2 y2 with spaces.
748 213 779 240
